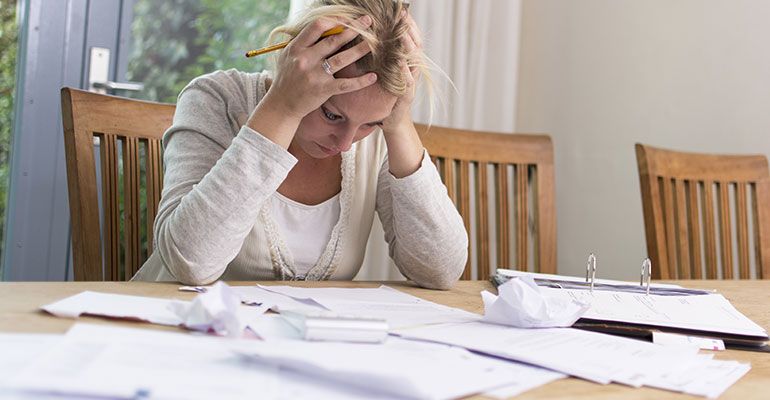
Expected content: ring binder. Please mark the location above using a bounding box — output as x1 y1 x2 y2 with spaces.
640 258 652 296
586 253 597 293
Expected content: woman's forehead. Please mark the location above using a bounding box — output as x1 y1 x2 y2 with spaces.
328 83 396 123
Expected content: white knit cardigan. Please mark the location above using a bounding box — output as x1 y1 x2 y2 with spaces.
132 69 468 289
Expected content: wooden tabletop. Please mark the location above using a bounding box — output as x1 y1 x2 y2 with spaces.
1 279 768 399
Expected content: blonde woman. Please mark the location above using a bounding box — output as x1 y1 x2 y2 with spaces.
133 0 467 289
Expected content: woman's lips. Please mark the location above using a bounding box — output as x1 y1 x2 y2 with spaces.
317 143 338 155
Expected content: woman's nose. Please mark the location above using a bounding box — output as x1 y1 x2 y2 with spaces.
334 128 357 152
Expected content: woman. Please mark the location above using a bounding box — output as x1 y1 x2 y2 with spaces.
132 0 467 289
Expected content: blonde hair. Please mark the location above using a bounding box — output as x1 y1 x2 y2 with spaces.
268 0 436 101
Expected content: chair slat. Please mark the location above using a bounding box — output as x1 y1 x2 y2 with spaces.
661 177 678 278
145 140 156 253
100 134 120 281
458 160 471 280
124 137 143 280
686 181 703 279
702 181 719 279
751 182 770 279
736 182 750 279
717 182 734 279
496 163 510 269
674 179 691 278
476 162 490 279
516 164 528 271
533 162 557 274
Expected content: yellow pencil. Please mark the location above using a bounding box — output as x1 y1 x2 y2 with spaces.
245 26 345 58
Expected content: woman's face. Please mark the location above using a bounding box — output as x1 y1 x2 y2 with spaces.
293 66 397 159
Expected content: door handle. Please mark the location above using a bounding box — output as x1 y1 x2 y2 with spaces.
88 47 144 94
91 81 144 91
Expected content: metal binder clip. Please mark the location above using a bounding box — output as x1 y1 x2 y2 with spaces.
641 258 652 296
586 253 597 293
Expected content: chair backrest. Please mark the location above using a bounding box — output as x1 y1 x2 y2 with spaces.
61 87 175 281
635 143 770 280
416 124 557 279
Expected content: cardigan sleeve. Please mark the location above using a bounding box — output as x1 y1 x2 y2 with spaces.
152 70 297 285
376 149 468 289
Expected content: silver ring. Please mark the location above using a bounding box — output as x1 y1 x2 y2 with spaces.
321 58 333 75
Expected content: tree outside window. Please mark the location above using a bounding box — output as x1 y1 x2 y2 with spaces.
127 0 289 104
0 0 18 265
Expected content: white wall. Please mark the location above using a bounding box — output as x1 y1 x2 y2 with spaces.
515 1 770 279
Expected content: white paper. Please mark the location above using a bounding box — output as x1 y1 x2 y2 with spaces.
646 356 750 398
542 288 767 337
230 285 328 311
397 321 750 396
169 281 245 337
481 276 590 328
5 324 405 400
259 285 481 329
241 314 303 341
41 291 185 325
7 323 279 399
653 331 726 351
482 372 564 400
0 334 62 383
232 335 565 400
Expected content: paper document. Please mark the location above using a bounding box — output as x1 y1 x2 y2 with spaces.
258 285 481 329
41 290 271 336
652 331 726 351
232 335 566 400
481 276 590 328
6 323 280 400
41 291 187 325
542 288 768 338
0 333 62 382
397 321 749 397
230 285 328 311
5 323 412 400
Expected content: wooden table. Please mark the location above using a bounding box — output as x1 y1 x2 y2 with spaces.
1 280 768 399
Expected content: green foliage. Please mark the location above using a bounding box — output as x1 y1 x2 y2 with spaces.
127 0 289 103
0 0 18 265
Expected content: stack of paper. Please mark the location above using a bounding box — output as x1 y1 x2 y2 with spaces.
0 323 564 400
542 287 768 343
396 321 750 398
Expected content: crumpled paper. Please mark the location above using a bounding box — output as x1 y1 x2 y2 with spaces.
169 281 245 337
481 276 591 328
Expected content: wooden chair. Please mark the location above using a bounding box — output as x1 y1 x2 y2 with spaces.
61 87 175 281
635 143 770 279
416 124 557 279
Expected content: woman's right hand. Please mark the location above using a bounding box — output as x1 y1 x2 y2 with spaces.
265 15 378 120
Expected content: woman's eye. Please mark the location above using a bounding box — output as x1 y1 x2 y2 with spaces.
321 107 341 121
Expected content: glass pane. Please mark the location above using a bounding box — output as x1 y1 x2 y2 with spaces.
126 0 290 103
0 0 19 275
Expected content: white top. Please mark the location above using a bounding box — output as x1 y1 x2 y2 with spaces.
271 192 341 278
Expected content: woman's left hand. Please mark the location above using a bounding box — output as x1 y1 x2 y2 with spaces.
382 10 423 133
381 10 426 178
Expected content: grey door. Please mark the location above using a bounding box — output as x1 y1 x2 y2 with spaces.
2 0 134 280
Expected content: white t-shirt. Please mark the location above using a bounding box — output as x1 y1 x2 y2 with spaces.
270 191 341 278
